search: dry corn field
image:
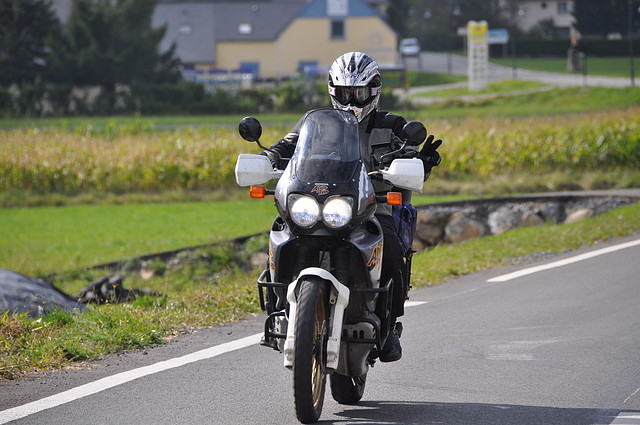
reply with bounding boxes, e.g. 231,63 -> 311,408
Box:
1,109 -> 639,194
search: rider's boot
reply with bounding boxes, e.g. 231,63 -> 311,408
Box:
380,322 -> 403,362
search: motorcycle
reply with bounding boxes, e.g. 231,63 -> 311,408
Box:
235,108 -> 426,423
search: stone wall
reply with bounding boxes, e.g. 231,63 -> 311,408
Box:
412,195 -> 637,250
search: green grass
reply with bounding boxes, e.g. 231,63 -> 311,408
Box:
0,195 -> 467,277
0,267 -> 261,379
408,71 -> 466,87
0,113 -> 302,131
416,86 -> 640,118
0,200 -> 276,276
491,56 -> 636,78
413,80 -> 548,98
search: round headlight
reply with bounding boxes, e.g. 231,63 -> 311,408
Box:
289,195 -> 320,227
322,197 -> 353,228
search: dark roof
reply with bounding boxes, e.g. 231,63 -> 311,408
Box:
153,2 -> 218,63
299,0 -> 378,18
214,1 -> 309,42
153,1 -> 310,63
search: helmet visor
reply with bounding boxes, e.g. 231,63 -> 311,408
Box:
329,85 -> 380,107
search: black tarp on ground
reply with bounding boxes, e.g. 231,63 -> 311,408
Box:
0,268 -> 89,317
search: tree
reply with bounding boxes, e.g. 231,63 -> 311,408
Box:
0,0 -> 62,88
572,0 -> 640,37
54,0 -> 181,109
387,0 -> 511,51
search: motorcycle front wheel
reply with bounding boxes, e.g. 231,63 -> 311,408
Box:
293,277 -> 329,424
330,372 -> 367,404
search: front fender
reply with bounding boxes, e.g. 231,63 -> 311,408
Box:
283,267 -> 350,371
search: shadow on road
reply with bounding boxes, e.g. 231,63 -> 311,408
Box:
330,401 -> 638,424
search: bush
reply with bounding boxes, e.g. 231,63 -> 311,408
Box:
0,87 -> 12,115
274,79 -> 327,112
1,78 -> 339,117
507,38 -> 640,58
46,84 -> 73,115
14,82 -> 46,116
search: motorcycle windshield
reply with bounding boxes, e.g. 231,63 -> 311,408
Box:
292,109 -> 360,183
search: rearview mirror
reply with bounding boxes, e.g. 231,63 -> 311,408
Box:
239,116 -> 262,142
401,121 -> 426,146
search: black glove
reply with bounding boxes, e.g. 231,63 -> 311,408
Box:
419,134 -> 442,170
260,150 -> 282,169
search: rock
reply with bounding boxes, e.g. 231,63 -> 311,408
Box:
445,213 -> 489,243
533,202 -> 561,223
0,268 -> 89,317
76,275 -> 158,304
565,208 -> 592,223
488,205 -> 522,235
411,238 -> 426,252
415,223 -> 444,245
251,252 -> 269,268
521,210 -> 546,227
415,211 -> 450,246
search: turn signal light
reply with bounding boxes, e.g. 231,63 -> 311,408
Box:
386,192 -> 402,205
250,186 -> 266,198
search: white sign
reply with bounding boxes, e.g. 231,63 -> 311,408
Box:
467,20 -> 489,91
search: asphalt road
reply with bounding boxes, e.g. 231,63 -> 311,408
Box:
2,236 -> 640,424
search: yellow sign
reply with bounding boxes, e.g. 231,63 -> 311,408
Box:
468,21 -> 488,42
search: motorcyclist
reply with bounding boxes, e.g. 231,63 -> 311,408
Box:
262,51 -> 442,362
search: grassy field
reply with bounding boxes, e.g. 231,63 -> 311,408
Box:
490,56 -> 636,78
0,113 -> 304,132
412,80 -> 548,98
0,201 -> 274,276
0,194 -> 467,277
414,86 -> 640,118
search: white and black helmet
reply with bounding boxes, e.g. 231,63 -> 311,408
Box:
328,52 -> 382,122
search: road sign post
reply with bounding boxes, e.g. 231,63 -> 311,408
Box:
467,20 -> 489,91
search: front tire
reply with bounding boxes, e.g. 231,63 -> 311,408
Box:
293,278 -> 329,424
330,373 -> 367,404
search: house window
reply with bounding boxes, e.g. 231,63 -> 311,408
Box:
238,23 -> 252,35
239,62 -> 259,77
557,1 -> 568,14
179,24 -> 192,35
298,61 -> 318,75
331,20 -> 345,39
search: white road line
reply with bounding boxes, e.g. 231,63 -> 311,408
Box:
624,386 -> 640,404
0,333 -> 262,424
487,238 -> 640,283
0,301 -> 428,422
609,412 -> 640,425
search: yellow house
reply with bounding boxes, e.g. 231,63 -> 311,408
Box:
217,0 -> 398,78
154,0 -> 398,79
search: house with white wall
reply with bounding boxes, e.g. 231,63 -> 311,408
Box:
506,0 -> 574,36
